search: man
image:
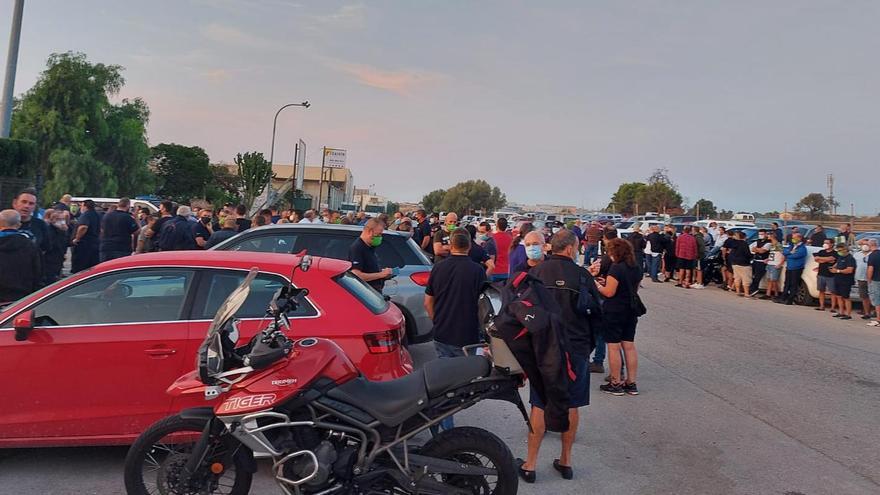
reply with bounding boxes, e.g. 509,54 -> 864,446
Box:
661,225 -> 677,282
159,206 -> 197,251
692,227 -> 708,289
866,239 -> 880,328
771,222 -> 784,244
98,197 -> 139,262
424,228 -> 487,431
349,219 -> 393,291
146,200 -> 174,249
491,217 -> 512,281
748,229 -> 771,297
571,219 -> 584,261
836,224 -> 856,246
785,226 -> 800,245
53,194 -> 72,212
71,199 -> 101,272
12,189 -> 50,256
0,210 -> 42,302
205,218 -> 239,249
511,230 -> 547,273
854,239 -> 874,321
477,221 -> 498,268
779,232 -> 808,305
707,221 -> 720,243
584,221 -> 603,265
356,211 -> 367,226
645,224 -> 664,282
830,244 -> 856,320
193,208 -> 215,249
726,231 -> 753,296
465,224 -> 495,277
813,239 -> 839,312
674,225 -> 698,288
413,210 -> 432,255
520,229 -> 595,481
44,209 -> 70,283
432,212 -> 458,260
808,225 -> 827,246
234,204 -> 252,231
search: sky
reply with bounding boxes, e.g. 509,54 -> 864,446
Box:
1,0 -> 878,214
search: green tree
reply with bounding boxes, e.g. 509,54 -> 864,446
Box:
235,151 -> 273,210
43,149 -> 117,200
0,138 -> 36,178
607,182 -> 646,214
205,164 -> 241,207
635,168 -> 682,213
688,198 -> 717,219
11,52 -> 153,198
440,179 -> 507,216
795,192 -> 833,220
151,143 -> 212,203
421,189 -> 446,213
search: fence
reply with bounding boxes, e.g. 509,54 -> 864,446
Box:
0,177 -> 34,208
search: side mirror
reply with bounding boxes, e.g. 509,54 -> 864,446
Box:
14,310 -> 34,342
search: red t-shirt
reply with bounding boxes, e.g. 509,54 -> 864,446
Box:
492,231 -> 513,275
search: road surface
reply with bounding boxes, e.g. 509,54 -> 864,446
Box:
1,281 -> 878,494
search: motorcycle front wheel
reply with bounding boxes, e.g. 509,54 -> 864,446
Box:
419,426 -> 518,495
124,414 -> 253,495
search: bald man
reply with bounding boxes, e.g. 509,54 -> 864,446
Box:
432,212 -> 459,259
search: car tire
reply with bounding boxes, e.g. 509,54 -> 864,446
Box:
794,283 -> 816,306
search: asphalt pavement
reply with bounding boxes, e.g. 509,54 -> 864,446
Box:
2,281 -> 879,494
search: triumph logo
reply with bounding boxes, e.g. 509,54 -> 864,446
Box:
221,393 -> 277,412
271,378 -> 298,387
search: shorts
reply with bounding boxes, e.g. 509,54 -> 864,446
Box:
530,353 -> 589,409
870,281 -> 880,306
817,275 -> 835,293
766,265 -> 781,281
858,280 -> 869,300
732,265 -> 752,287
677,259 -> 696,270
603,312 -> 638,344
833,277 -> 854,298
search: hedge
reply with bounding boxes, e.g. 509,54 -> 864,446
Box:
0,138 -> 37,179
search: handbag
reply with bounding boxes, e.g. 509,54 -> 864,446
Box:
631,293 -> 647,317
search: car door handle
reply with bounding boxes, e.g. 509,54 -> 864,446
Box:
144,347 -> 177,357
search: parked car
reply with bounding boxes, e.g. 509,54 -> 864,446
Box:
669,216 -> 698,224
69,196 -> 159,214
0,251 -> 411,447
210,224 -> 434,344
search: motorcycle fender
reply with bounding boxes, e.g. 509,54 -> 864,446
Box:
407,453 -> 496,476
179,407 -> 214,422
234,443 -> 258,474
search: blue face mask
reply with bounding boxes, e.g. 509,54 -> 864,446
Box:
525,245 -> 543,261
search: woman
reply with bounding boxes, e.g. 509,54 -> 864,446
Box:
508,222 -> 535,274
763,232 -> 783,300
830,243 -> 856,320
594,238 -> 642,396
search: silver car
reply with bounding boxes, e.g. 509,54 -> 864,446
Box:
210,223 -> 434,344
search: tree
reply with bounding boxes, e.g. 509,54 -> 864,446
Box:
151,143 -> 212,203
11,52 -> 153,198
795,192 -> 833,220
205,164 -> 241,207
235,151 -> 273,210
607,182 -> 646,214
42,149 -> 117,200
421,189 -> 446,213
635,168 -> 682,213
0,138 -> 36,178
688,198 -> 717,219
439,180 -> 507,216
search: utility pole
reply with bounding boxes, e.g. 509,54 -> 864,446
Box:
827,174 -> 836,215
1,0 -> 25,138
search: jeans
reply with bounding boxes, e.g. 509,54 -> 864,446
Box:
749,261 -> 766,293
648,255 -> 661,280
783,268 -> 804,303
583,244 -> 599,265
592,332 -> 606,364
432,341 -> 466,433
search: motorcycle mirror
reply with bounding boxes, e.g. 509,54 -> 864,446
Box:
300,255 -> 312,272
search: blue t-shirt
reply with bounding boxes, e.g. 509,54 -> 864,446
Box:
78,209 -> 101,243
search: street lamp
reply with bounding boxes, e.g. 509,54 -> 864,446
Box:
269,101 -> 310,166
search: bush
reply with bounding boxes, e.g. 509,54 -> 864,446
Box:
0,138 -> 37,178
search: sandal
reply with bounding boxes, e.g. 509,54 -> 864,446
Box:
516,458 -> 536,483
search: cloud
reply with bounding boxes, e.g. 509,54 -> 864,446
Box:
199,22 -> 276,50
311,4 -> 367,29
323,59 -> 447,96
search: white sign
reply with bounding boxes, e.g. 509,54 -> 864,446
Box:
294,140 -> 306,190
324,148 -> 346,168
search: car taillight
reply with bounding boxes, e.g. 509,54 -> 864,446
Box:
410,271 -> 430,286
364,330 -> 400,354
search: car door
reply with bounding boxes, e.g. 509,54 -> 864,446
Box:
0,268 -> 195,441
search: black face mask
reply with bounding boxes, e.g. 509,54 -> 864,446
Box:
200,217 -> 211,224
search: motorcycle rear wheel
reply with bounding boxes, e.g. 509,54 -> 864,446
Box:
124,414 -> 253,495
419,426 -> 517,495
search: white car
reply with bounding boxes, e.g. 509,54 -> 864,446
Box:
752,244 -> 860,304
618,220 -> 667,235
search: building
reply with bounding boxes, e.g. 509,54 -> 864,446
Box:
353,187 -> 388,212
230,163 -> 354,211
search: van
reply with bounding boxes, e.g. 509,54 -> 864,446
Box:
70,197 -> 159,214
732,213 -> 755,222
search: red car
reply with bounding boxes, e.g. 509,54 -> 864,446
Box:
0,251 -> 412,447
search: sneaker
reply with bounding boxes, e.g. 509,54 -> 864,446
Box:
815,307 -> 825,311
832,313 -> 843,318
692,284 -> 704,289
749,289 -> 761,297
839,315 -> 852,320
861,314 -> 873,320
867,321 -> 880,327
588,362 -> 604,374
600,382 -> 625,396
759,295 -> 771,300
623,382 -> 639,395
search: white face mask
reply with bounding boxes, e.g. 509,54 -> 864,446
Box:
861,245 -> 870,252
54,221 -> 66,228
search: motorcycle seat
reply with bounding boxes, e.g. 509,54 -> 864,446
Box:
326,356 -> 492,427
423,355 -> 491,398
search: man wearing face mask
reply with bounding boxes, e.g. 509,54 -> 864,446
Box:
748,229 -> 771,297
349,219 -> 393,291
854,239 -> 875,321
830,244 -> 856,320
511,231 -> 547,273
779,232 -> 808,305
813,239 -> 839,312
432,212 -> 459,260
193,209 -> 215,249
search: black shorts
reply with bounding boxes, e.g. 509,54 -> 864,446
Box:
833,277 -> 854,297
677,259 -> 696,270
603,312 -> 638,343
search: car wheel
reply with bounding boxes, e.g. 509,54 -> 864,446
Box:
794,283 -> 816,306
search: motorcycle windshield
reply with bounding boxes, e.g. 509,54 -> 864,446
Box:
205,267 -> 259,338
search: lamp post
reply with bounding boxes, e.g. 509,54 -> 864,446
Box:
269,101 -> 310,166
1,0 -> 25,138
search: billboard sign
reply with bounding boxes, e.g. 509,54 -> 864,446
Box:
324,148 -> 346,168
294,140 -> 306,190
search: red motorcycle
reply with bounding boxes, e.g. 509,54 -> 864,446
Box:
124,256 -> 529,495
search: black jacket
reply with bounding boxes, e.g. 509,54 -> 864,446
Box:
204,228 -> 238,249
529,255 -> 597,357
159,216 -> 197,251
43,224 -> 70,281
494,272 -> 572,432
0,231 -> 43,302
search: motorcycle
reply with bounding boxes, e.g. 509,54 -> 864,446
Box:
124,255 -> 530,495
700,248 -> 726,286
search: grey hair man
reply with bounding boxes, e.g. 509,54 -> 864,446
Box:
0,209 -> 43,302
